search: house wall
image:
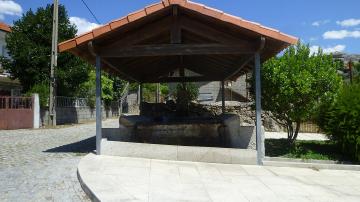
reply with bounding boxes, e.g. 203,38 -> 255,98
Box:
0,30 -> 9,58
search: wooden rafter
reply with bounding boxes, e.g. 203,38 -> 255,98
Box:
143,76 -> 221,83
102,17 -> 172,49
99,43 -> 257,58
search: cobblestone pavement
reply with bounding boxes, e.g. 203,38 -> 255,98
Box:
0,119 -> 119,202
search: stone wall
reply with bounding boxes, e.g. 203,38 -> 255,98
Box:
41,106 -> 119,126
201,103 -> 284,132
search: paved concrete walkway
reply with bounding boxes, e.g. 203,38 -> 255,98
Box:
79,153 -> 360,202
0,119 -> 118,202
265,132 -> 328,141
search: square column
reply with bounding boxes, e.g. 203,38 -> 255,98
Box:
255,52 -> 264,165
96,56 -> 102,155
221,80 -> 225,114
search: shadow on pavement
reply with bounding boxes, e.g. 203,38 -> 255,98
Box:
44,136 -> 95,154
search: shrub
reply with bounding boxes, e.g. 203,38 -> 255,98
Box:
318,82 -> 360,161
26,83 -> 49,108
175,83 -> 199,116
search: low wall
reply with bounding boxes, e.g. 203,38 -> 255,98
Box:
116,114 -> 259,149
41,106 -> 119,126
100,113 -> 263,164
101,139 -> 257,165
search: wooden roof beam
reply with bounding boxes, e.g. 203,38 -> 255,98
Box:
88,41 -> 139,82
142,76 -> 221,83
225,37 -> 266,80
99,43 -> 257,58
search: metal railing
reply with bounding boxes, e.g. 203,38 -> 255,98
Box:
0,96 -> 33,109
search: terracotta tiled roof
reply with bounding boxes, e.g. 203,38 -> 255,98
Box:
58,0 -> 298,52
0,22 -> 11,33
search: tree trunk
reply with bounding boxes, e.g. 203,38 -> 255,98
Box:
287,121 -> 301,145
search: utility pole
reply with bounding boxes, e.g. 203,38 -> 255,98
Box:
49,0 -> 58,126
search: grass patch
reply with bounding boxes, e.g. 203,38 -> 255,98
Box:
265,139 -> 356,162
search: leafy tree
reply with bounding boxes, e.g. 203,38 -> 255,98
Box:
318,82 -> 360,161
128,83 -> 169,102
25,83 -> 49,108
175,83 -> 199,116
255,43 -> 342,144
0,4 -> 91,96
76,70 -> 114,108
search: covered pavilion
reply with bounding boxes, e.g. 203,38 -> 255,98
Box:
59,0 -> 297,164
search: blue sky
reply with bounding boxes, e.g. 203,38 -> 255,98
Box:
1,0 -> 359,54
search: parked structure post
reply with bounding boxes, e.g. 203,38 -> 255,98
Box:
221,80 -> 225,114
255,52 -> 264,165
96,56 -> 102,155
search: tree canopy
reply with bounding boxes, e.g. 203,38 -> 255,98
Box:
1,4 -> 91,96
256,43 -> 342,144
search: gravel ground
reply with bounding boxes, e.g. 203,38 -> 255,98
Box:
0,119 -> 118,202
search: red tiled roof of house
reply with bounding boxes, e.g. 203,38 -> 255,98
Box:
0,22 -> 11,33
58,0 -> 298,52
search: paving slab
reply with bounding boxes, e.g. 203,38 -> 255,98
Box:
78,153 -> 360,202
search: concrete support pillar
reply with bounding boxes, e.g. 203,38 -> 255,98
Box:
255,52 -> 264,165
32,93 -> 40,129
137,85 -> 141,105
221,80 -> 225,114
156,83 -> 160,103
139,83 -> 143,113
96,56 -> 102,155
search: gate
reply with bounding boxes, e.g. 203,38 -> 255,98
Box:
0,96 -> 34,130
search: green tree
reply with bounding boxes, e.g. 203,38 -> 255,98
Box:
318,82 -> 360,161
76,70 -> 114,108
175,83 -> 199,116
0,4 -> 91,95
256,43 -> 342,144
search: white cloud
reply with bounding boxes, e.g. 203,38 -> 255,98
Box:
312,20 -> 330,27
0,0 -> 22,20
309,37 -> 318,41
310,45 -> 346,55
336,18 -> 360,27
323,30 -> 360,39
69,16 -> 101,35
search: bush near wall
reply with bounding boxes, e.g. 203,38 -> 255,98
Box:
318,83 -> 360,161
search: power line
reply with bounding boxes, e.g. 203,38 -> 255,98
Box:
80,0 -> 101,24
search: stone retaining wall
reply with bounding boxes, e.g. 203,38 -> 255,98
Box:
41,106 -> 119,126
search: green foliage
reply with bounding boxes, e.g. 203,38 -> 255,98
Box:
354,62 -> 360,82
175,83 -> 199,116
0,4 -> 91,95
317,83 -> 360,161
25,83 -> 49,108
110,76 -> 128,100
128,83 -> 169,102
265,139 -> 349,161
256,42 -> 342,144
76,70 -> 114,108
